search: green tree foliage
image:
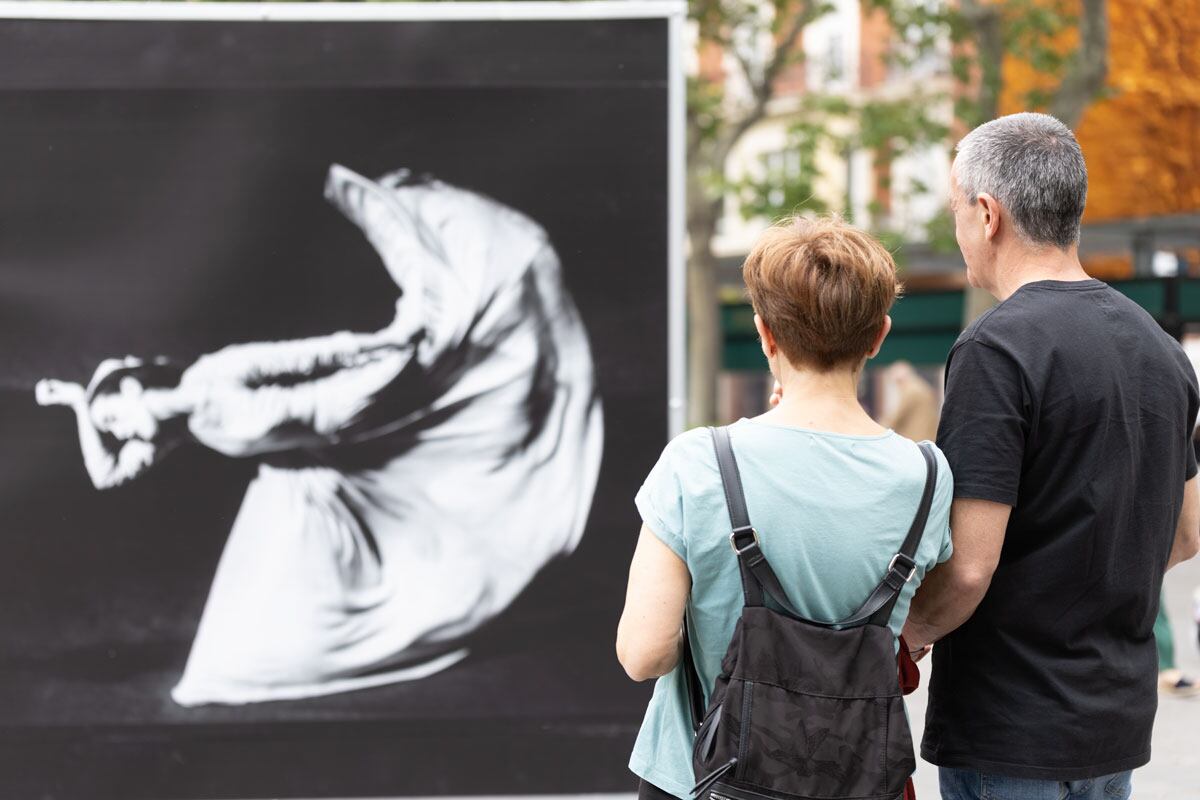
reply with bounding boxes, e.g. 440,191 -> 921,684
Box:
685,0 -> 1109,423
734,91 -> 951,230
734,0 -> 1103,235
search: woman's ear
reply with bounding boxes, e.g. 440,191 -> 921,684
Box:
867,315 -> 893,359
753,313 -> 777,359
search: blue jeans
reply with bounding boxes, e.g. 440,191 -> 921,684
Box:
939,767 -> 1132,800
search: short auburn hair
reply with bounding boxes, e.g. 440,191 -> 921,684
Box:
742,215 -> 901,371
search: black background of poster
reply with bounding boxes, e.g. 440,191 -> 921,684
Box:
0,15 -> 669,798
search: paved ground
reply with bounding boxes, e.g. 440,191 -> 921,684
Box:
315,560 -> 1200,800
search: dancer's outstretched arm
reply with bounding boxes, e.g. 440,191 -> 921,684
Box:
35,379 -> 157,489
185,321 -> 419,389
187,347 -> 413,457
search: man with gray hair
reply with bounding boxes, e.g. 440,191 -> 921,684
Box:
903,112 -> 1200,799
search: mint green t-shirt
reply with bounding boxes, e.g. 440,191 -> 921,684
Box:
629,419 -> 954,799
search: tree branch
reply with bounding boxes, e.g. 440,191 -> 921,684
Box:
718,0 -> 815,164
729,43 -> 761,101
762,3 -> 814,92
1048,0 -> 1108,128
958,0 -> 1004,124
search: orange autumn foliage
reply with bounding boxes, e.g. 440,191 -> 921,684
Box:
1001,0 -> 1200,223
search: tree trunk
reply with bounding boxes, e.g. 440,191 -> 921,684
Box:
957,0 -> 1004,124
960,0 -> 1004,326
680,3 -> 813,427
959,0 -> 1110,326
1050,0 -> 1109,129
687,180 -> 723,428
687,248 -> 721,428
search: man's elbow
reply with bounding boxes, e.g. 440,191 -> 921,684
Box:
1178,528 -> 1200,565
1185,539 -> 1200,564
948,565 -> 994,604
1170,507 -> 1200,567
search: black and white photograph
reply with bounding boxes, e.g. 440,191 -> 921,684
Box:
0,4 -> 683,796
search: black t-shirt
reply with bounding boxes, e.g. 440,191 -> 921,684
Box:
923,279 -> 1199,780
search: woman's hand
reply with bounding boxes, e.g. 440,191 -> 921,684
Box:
908,643 -> 933,662
768,380 -> 783,408
35,379 -> 86,408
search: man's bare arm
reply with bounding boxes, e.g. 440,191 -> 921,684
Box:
1168,476 -> 1200,571
902,497 -> 1011,650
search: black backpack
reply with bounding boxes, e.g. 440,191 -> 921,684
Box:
685,426 -> 937,800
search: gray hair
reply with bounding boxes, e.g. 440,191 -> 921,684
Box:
955,112 -> 1087,249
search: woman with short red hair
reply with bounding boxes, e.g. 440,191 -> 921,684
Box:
616,216 -> 955,800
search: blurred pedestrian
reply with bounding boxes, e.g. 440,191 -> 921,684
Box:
1154,591 -> 1199,697
1194,585 -> 1200,653
901,113 -> 1200,800
879,361 -> 940,443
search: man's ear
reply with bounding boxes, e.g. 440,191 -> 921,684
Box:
753,313 -> 777,359
976,192 -> 1002,242
867,315 -> 893,359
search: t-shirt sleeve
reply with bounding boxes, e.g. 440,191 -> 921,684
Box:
1185,365 -> 1199,481
634,442 -> 688,560
932,447 -> 955,564
1187,427 -> 1198,484
936,339 -> 1028,507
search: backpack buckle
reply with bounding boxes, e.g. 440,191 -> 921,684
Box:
887,553 -> 917,582
730,526 -> 759,555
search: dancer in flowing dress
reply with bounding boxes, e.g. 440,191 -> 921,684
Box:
35,166 -> 604,705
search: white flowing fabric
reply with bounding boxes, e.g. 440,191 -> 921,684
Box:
171,166 -> 604,706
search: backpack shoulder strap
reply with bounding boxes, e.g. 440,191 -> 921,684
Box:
681,612 -> 705,732
838,441 -> 939,628
709,429 -> 938,630
709,426 -> 803,615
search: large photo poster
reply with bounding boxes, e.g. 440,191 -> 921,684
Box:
0,4 -> 683,796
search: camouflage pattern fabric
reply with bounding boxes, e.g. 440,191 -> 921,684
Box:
693,608 -> 914,800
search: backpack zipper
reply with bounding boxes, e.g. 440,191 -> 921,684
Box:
690,758 -> 737,797
735,681 -> 753,778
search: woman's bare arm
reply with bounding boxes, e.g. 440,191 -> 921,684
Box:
616,525 -> 691,682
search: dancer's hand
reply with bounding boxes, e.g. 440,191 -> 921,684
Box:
35,379 -> 85,408
768,380 -> 783,408
370,297 -> 423,349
